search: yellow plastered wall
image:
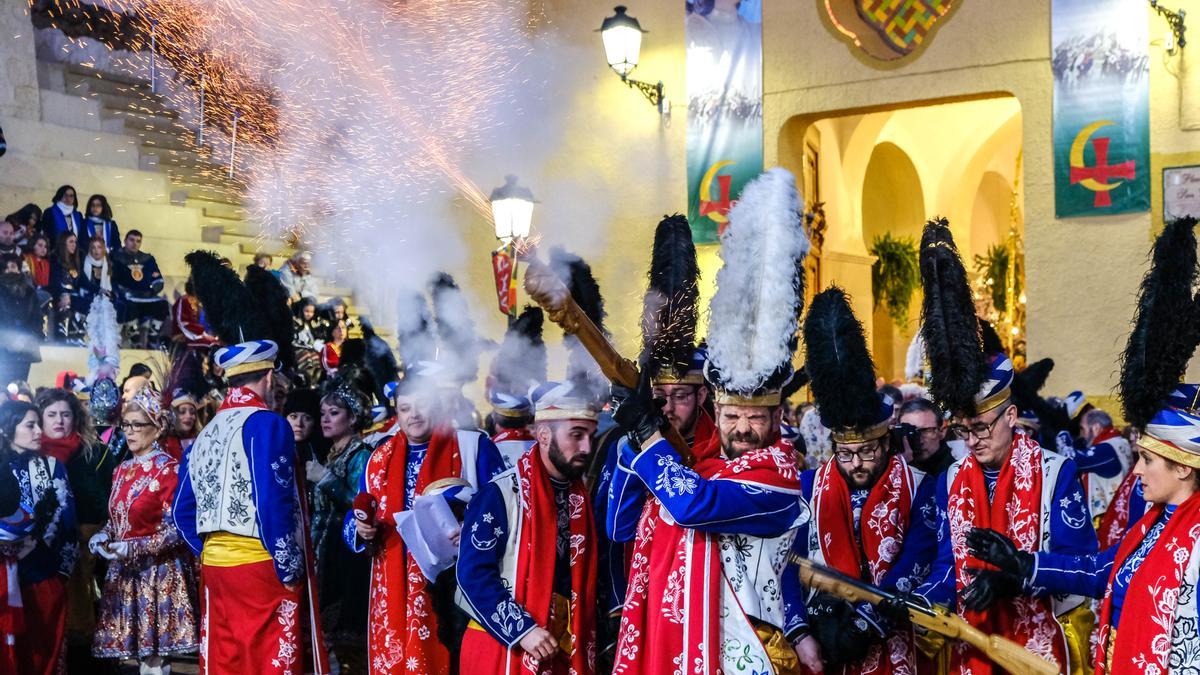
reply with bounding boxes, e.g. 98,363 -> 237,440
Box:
451,0 -> 1200,401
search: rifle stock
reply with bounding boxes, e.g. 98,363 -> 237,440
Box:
791,555 -> 1057,675
522,256 -> 695,465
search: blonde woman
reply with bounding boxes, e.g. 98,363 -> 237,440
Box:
90,386 -> 198,673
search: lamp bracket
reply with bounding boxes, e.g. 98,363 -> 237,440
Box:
1150,0 -> 1187,52
620,73 -> 665,111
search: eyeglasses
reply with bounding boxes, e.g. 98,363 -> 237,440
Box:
834,443 -> 883,463
655,389 -> 696,405
913,425 -> 943,439
949,413 -> 1004,441
118,421 -> 155,433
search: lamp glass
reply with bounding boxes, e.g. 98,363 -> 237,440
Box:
602,24 -> 642,77
491,197 -> 534,241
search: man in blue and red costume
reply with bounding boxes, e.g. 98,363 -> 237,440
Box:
606,168 -> 809,674
345,360 -> 506,675
962,216 -> 1200,675
784,287 -> 941,675
457,380 -> 600,674
911,220 -> 1097,675
172,250 -> 326,675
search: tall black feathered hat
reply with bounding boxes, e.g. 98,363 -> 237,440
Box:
488,306 -> 547,417
804,286 -> 891,443
243,264 -> 295,372
918,219 -> 1001,417
704,168 -> 809,406
359,317 -> 399,405
640,214 -> 703,386
549,246 -> 608,397
1119,217 -> 1200,468
185,250 -> 280,377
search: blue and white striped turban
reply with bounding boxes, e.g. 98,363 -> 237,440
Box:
1142,404 -> 1200,469
531,381 -> 598,422
489,390 -> 533,419
975,353 -> 1014,415
214,340 -> 278,377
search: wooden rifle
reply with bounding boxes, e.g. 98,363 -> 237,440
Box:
521,255 -> 695,465
791,555 -> 1058,675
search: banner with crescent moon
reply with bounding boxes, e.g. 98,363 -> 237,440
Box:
686,0 -> 763,244
1052,0 -> 1150,218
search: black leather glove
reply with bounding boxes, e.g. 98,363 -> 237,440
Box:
967,528 -> 1034,577
961,527 -> 1034,612
610,369 -> 665,449
809,594 -> 882,667
875,591 -> 931,629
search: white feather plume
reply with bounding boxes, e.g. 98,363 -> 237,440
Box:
85,296 -> 121,384
706,168 -> 809,393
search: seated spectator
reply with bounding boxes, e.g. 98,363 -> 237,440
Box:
81,195 -> 120,253
320,296 -> 356,338
79,237 -> 111,313
0,220 -> 28,274
48,232 -> 85,343
42,185 -> 84,245
0,254 -> 42,387
279,250 -> 318,304
110,230 -> 168,349
6,204 -> 42,245
252,252 -> 278,277
321,319 -> 346,378
22,234 -> 50,291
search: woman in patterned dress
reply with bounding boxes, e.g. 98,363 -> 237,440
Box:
311,373 -> 372,672
0,398 -> 78,675
89,385 -> 198,674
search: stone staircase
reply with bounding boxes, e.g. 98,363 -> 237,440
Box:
10,59 -> 364,383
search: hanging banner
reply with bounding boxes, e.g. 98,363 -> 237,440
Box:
1052,0 -> 1150,218
491,245 -> 517,317
686,0 -> 763,244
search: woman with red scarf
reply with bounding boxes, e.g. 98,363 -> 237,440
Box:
35,388 -> 118,665
2,398 -> 78,675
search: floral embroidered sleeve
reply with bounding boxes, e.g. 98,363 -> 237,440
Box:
628,438 -> 800,536
245,411 -> 305,585
782,471 -> 815,641
456,480 -> 537,648
606,436 -> 646,543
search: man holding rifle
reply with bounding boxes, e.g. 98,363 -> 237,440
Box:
604,168 -> 810,674
784,287 -> 940,674
908,220 -> 1097,674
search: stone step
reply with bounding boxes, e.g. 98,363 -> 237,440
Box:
169,182 -> 244,207
200,201 -> 246,222
38,90 -> 127,134
1,116 -> 143,171
97,92 -> 181,120
64,62 -> 153,90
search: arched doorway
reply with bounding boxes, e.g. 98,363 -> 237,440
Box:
862,141 -> 924,381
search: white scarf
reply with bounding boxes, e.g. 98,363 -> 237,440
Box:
83,254 -> 110,292
56,201 -> 74,217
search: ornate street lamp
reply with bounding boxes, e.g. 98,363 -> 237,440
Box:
599,6 -> 668,115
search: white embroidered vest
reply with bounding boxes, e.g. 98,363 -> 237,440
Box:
654,497 -> 800,630
456,468 -> 523,622
1086,437 -> 1133,520
944,449 -> 1088,616
188,407 -> 260,538
494,439 -> 535,471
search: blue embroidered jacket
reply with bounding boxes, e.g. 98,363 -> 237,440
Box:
172,410 -> 306,585
914,455 -> 1098,606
